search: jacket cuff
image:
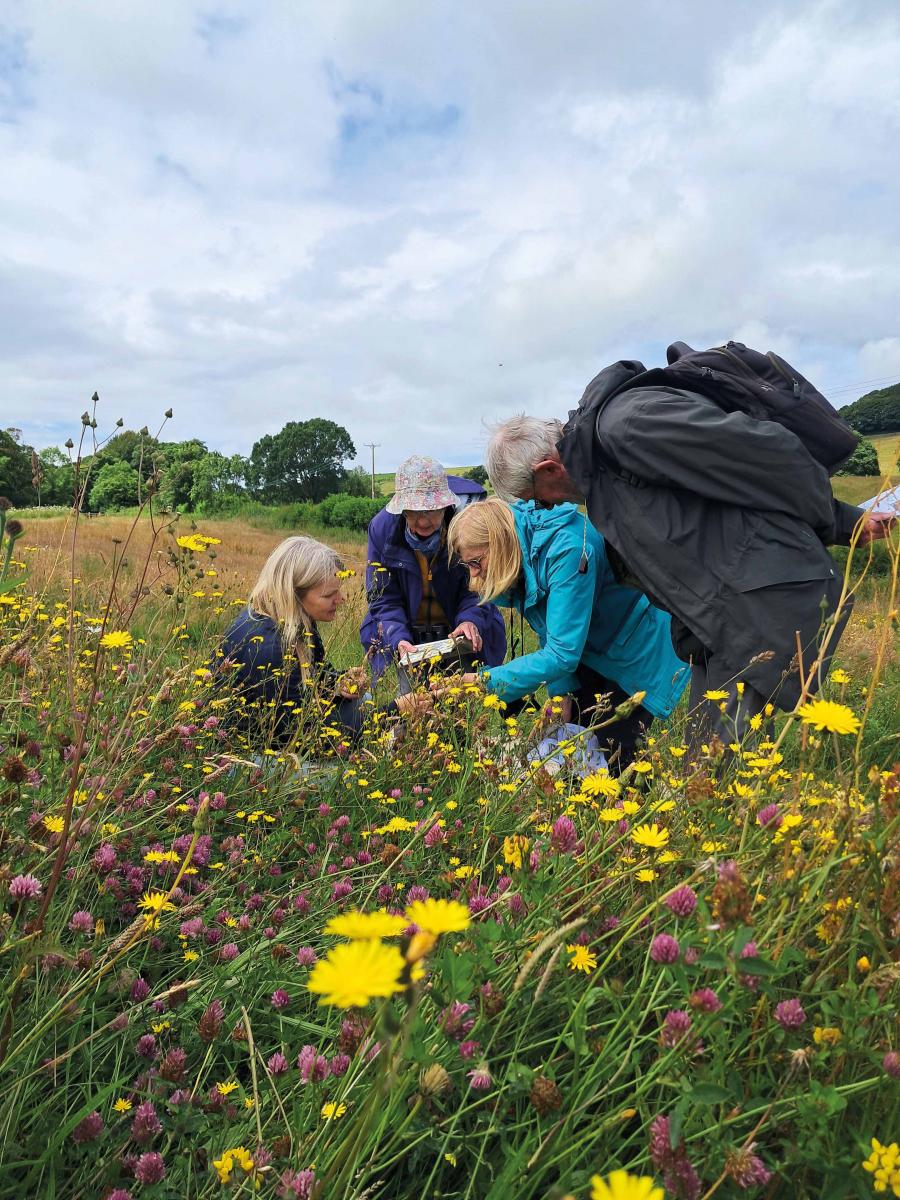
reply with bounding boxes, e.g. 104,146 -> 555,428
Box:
832,499 -> 867,546
545,673 -> 579,698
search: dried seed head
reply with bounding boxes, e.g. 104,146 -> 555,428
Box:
529,1075 -> 563,1115
418,1063 -> 451,1098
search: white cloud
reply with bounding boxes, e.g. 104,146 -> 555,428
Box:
0,0 -> 898,469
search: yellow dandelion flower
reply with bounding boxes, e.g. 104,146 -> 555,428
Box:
323,910 -> 408,940
703,689 -> 730,702
307,939 -> 405,1008
138,890 -> 176,917
176,535 -> 207,553
405,898 -> 471,935
321,1101 -> 348,1120
599,808 -> 624,823
830,668 -> 851,684
113,1098 -> 132,1113
99,630 -> 133,649
216,1080 -> 239,1096
631,823 -> 669,850
43,814 -> 65,834
581,771 -> 621,799
567,943 -> 597,974
636,869 -> 658,882
590,1169 -> 664,1200
796,699 -> 861,735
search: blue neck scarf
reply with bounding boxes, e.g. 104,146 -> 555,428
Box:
404,525 -> 442,556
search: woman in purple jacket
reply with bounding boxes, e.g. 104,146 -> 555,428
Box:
360,456 -> 506,684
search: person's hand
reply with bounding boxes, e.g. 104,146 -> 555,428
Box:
395,691 -> 434,718
858,511 -> 895,545
396,640 -> 416,661
451,621 -> 482,652
336,666 -> 368,699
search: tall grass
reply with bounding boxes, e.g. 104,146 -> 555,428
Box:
0,498 -> 897,1200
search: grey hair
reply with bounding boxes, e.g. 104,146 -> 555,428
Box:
485,415 -> 564,501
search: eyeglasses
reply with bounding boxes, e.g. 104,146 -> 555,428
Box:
456,554 -> 485,573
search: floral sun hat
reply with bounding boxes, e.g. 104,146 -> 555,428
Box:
386,455 -> 457,514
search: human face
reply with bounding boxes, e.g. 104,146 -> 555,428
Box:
300,577 -> 344,623
404,508 -> 445,538
456,543 -> 489,589
526,456 -> 583,507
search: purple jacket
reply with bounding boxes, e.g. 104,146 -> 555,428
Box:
360,507 -> 506,679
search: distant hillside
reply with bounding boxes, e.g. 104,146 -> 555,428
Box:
838,381 -> 900,434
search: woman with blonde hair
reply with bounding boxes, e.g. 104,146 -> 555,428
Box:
214,535 -> 406,750
447,499 -> 688,769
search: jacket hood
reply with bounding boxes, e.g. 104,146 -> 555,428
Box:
511,500 -> 587,608
558,360 -> 646,497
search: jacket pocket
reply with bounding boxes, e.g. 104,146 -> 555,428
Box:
729,514 -> 836,592
730,550 -> 836,592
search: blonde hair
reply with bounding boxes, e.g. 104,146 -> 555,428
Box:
248,535 -> 343,650
448,498 -> 522,603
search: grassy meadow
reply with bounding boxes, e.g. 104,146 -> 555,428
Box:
0,489 -> 898,1200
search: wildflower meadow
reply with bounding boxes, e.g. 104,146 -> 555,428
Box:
0,447 -> 898,1199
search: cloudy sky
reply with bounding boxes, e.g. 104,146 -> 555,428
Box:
2,0 -> 899,470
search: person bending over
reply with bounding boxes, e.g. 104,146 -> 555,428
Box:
447,498 -> 687,771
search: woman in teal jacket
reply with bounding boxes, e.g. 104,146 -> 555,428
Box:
447,498 -> 688,768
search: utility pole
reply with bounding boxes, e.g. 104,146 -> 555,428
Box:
365,443 -> 380,499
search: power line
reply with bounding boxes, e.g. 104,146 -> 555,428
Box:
822,373 -> 900,397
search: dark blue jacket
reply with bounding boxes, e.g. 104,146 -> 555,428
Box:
214,607 -> 335,749
360,507 -> 506,679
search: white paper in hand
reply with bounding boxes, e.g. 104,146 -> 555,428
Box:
860,483 -> 900,516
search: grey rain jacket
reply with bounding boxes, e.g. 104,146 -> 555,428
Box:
557,361 -> 866,710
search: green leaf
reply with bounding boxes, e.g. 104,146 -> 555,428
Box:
737,956 -> 779,977
807,1081 -> 848,1115
436,944 -> 474,1000
731,926 -> 755,957
669,1093 -> 691,1148
689,1082 -> 732,1105
505,1060 -> 534,1088
697,950 -> 727,970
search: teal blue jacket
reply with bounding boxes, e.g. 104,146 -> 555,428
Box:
483,502 -> 688,717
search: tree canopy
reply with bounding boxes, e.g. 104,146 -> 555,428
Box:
248,419 -> 356,503
838,382 -> 900,435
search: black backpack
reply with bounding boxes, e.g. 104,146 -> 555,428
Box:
615,340 -> 859,476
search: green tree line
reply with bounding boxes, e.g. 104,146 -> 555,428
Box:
0,418 -> 376,513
